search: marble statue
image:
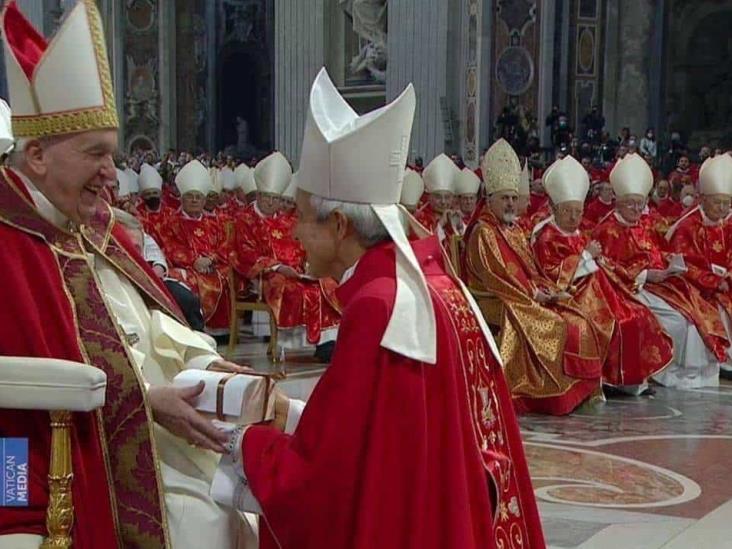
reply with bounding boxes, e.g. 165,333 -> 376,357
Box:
340,0 -> 388,83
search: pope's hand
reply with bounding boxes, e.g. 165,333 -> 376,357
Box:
207,360 -> 253,374
585,240 -> 602,259
148,383 -> 228,453
534,289 -> 553,304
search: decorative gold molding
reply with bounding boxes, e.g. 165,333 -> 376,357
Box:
40,410 -> 74,549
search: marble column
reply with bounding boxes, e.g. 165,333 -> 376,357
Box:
604,0 -> 654,137
273,0 -> 327,163
387,0 -> 450,162
158,1 -> 176,151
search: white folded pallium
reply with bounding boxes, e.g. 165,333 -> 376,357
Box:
173,370 -> 276,425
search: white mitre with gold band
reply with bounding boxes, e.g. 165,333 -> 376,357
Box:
254,151 -> 292,195
544,156 -> 590,204
176,160 -> 212,196
400,168 -> 424,209
234,163 -> 257,194
610,153 -> 653,198
455,167 -> 481,196
1,0 -> 118,138
699,154 -> 732,196
482,139 -> 522,195
139,163 -> 163,192
297,67 -> 441,363
423,154 -> 458,194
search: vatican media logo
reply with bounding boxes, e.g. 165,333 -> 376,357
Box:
1,438 -> 29,507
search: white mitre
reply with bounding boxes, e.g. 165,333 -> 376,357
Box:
116,168 -> 131,198
0,99 -> 13,155
124,167 -> 139,194
544,156 -> 590,204
400,168 -> 424,209
455,167 -> 481,196
209,167 -> 222,194
176,160 -> 212,196
699,155 -> 732,196
610,153 -> 653,198
234,163 -> 257,194
423,154 -> 458,194
221,166 -> 237,191
254,152 -> 292,195
297,67 -> 438,364
282,171 -> 298,200
138,163 -> 163,192
519,163 -> 530,197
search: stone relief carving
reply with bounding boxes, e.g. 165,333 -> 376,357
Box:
222,0 -> 261,45
340,0 -> 388,84
496,46 -> 534,96
125,55 -> 159,124
126,0 -> 156,33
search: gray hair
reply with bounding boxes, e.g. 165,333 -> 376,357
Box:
309,194 -> 399,248
8,136 -> 60,168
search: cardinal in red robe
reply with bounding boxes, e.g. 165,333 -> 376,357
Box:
415,154 -> 465,244
162,160 -> 231,332
583,181 -> 615,228
213,72 -> 545,548
534,157 -> 672,391
593,154 -> 728,389
232,152 -> 340,349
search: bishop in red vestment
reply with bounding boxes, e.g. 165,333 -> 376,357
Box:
593,154 -> 729,388
415,154 -> 464,244
163,160 -> 231,331
232,152 -> 340,348
214,71 -> 544,548
534,156 -> 672,391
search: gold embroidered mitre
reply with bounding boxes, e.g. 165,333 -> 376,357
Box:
1,0 -> 118,138
481,138 -> 521,195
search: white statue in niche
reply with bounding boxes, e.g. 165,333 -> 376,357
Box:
340,0 -> 388,83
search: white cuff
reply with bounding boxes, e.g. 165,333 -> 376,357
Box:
285,399 -> 306,435
211,424 -> 263,514
574,251 -> 600,281
186,354 -> 220,371
636,269 -> 648,290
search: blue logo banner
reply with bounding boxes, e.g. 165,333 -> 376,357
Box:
1,438 -> 29,507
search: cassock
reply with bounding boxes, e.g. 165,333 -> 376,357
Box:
593,212 -> 729,388
0,168 -> 253,548
228,237 -> 545,548
232,204 -> 340,347
533,220 -> 673,387
464,210 -> 604,415
162,208 -> 232,331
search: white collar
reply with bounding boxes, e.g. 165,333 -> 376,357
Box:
700,206 -> 724,227
550,219 -> 580,237
613,211 -> 638,227
11,168 -> 70,229
182,209 -> 203,221
339,259 -> 360,286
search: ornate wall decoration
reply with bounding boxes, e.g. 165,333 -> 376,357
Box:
122,0 -> 160,152
496,46 -> 535,96
463,0 -> 480,163
490,0 -> 541,146
126,0 -> 156,33
569,0 -> 605,131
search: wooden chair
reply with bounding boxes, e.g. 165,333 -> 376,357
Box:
0,357 -> 107,549
227,270 -> 278,359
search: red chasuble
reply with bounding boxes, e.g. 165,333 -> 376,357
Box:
414,204 -> 463,246
0,169 -> 181,547
533,223 -> 673,386
593,213 -> 729,361
232,207 -> 340,344
162,209 -> 231,330
583,197 -> 614,228
669,208 -> 732,317
527,192 -> 549,216
135,201 -> 171,245
242,237 -> 545,549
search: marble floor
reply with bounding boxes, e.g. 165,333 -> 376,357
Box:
224,333 -> 732,548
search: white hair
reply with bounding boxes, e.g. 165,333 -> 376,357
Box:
7,136 -> 60,167
309,194 -> 401,248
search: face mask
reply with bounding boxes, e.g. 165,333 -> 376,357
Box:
681,195 -> 694,207
145,197 -> 161,210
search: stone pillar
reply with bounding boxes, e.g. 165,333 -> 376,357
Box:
15,0 -> 44,31
273,0 -> 327,163
158,1 -> 176,151
604,0 -> 654,137
387,0 -> 450,162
